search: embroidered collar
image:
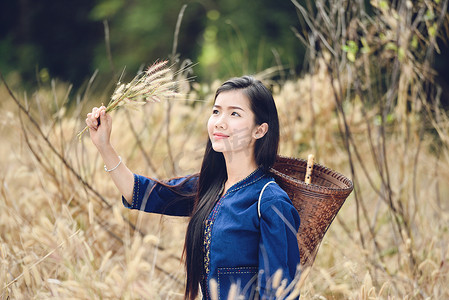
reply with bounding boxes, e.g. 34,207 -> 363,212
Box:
223,167 -> 266,197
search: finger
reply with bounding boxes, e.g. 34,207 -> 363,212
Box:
86,118 -> 95,129
99,109 -> 108,126
86,113 -> 98,127
98,106 -> 106,117
85,118 -> 93,129
86,116 -> 99,130
92,107 -> 100,118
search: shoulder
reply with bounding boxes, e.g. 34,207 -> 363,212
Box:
258,177 -> 291,205
258,176 -> 300,224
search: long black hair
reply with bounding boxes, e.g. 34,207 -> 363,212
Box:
183,76 -> 280,299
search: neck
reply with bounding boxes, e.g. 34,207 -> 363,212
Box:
223,150 -> 258,189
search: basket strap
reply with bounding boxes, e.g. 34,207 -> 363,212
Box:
258,181 -> 276,218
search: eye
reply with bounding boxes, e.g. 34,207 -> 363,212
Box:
212,109 -> 219,115
231,111 -> 241,117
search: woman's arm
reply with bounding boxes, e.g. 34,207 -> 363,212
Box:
125,174 -> 198,216
85,106 -> 134,203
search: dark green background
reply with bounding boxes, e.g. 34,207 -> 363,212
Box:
0,1 -> 304,86
0,0 -> 447,98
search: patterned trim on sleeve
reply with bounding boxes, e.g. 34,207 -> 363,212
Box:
132,173 -> 140,209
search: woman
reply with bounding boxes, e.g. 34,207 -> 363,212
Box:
86,76 -> 301,299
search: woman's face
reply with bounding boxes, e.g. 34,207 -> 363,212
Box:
208,90 -> 263,157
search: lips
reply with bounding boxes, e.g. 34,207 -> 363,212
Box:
213,132 -> 229,139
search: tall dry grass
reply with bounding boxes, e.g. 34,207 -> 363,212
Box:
1,59 -> 448,298
1,0 -> 449,298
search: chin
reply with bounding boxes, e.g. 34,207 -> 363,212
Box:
211,143 -> 225,153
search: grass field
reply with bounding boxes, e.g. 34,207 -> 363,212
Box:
1,52 -> 448,299
2,1 -> 449,297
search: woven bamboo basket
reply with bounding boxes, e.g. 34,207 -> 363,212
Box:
270,155 -> 354,268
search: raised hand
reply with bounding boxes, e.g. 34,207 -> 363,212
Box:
85,105 -> 112,150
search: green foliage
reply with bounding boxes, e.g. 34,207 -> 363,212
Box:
90,0 -> 125,19
0,0 -> 101,87
0,0 -> 305,86
88,0 -> 305,82
89,0 -> 181,80
342,41 -> 359,62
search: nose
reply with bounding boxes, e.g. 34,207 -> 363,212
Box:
214,113 -> 227,130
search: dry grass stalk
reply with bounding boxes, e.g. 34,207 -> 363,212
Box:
209,278 -> 219,300
77,60 -> 182,139
271,268 -> 283,289
226,283 -> 237,300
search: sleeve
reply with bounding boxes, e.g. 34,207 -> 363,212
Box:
122,173 -> 198,217
258,187 -> 301,299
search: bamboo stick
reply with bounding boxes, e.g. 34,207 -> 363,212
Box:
305,154 -> 314,184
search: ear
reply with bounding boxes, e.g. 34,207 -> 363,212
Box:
253,123 -> 268,140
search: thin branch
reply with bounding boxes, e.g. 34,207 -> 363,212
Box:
171,4 -> 187,62
103,19 -> 117,78
1,71 -> 145,236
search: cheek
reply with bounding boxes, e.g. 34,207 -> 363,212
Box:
207,117 -> 214,136
233,121 -> 256,141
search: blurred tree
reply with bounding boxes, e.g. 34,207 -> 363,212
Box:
89,0 -> 206,79
201,0 -> 305,80
0,0 -> 305,86
89,0 -> 305,82
0,0 -> 447,95
0,0 -> 102,87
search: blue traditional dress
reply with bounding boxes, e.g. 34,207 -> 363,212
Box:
123,168 -> 301,299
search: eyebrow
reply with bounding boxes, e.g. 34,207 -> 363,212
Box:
213,105 -> 245,111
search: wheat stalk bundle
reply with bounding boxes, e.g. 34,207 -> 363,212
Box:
77,60 -> 180,139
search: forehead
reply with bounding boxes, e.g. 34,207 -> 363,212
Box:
214,90 -> 251,109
